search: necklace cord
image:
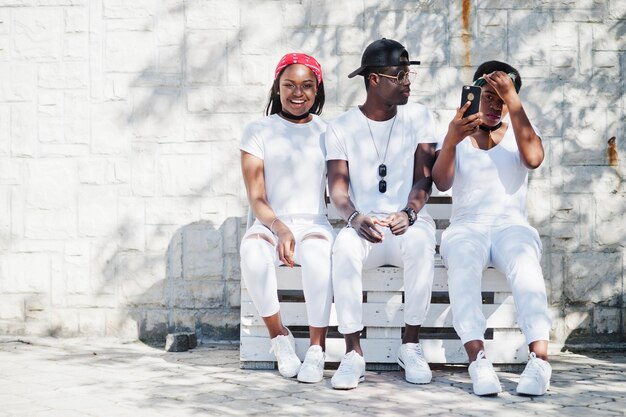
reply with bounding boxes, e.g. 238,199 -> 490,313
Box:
366,114 -> 397,165
479,122 -> 502,149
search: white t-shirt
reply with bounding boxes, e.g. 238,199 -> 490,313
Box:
240,114 -> 328,217
325,103 -> 437,217
445,124 -> 542,225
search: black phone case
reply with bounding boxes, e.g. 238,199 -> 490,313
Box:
461,85 -> 481,118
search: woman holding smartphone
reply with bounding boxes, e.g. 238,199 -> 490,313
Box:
240,53 -> 333,383
432,60 -> 552,397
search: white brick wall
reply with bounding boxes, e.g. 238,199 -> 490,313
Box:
0,0 -> 623,345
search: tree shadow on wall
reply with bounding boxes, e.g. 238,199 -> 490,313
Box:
100,1 -> 624,350
100,217 -> 245,347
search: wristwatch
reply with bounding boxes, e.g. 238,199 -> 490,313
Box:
401,207 -> 417,226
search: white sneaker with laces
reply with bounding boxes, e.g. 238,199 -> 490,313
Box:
331,350 -> 365,390
269,329 -> 301,378
516,352 -> 551,396
297,345 -> 325,383
397,343 -> 432,384
468,350 -> 502,396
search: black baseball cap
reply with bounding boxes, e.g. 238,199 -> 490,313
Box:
348,38 -> 420,78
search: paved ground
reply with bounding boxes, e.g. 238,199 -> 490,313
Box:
1,337 -> 625,417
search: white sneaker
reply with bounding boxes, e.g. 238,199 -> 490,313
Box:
397,343 -> 432,384
468,351 -> 502,396
269,329 -> 301,378
331,350 -> 365,390
516,352 -> 551,396
297,345 -> 325,383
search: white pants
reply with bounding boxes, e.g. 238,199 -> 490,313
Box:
440,222 -> 551,345
332,217 -> 436,334
240,216 -> 334,328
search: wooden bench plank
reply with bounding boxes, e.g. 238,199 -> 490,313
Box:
240,333 -> 527,365
241,300 -> 518,328
425,203 -> 452,219
253,266 -> 511,292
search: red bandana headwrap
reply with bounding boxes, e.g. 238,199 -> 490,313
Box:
274,53 -> 323,85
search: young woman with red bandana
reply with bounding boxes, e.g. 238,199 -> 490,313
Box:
240,53 -> 333,383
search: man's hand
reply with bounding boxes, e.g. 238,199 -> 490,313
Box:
352,214 -> 385,243
381,212 -> 410,236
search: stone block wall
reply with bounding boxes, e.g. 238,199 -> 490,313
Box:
0,0 -> 623,346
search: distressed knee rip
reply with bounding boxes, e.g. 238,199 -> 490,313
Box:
302,232 -> 329,241
244,233 -> 275,245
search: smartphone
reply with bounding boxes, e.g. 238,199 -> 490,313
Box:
460,85 -> 481,118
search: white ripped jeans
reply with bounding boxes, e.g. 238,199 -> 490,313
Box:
331,216 -> 436,334
240,215 -> 334,328
440,222 -> 551,345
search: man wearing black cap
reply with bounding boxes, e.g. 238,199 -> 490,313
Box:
325,38 -> 437,390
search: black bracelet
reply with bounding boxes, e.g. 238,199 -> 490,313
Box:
347,210 -> 360,228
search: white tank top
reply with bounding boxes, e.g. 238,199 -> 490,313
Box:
450,124 -> 541,226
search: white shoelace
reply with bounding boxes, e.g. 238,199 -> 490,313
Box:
404,344 -> 427,365
270,336 -> 293,359
336,356 -> 359,376
473,351 -> 497,379
302,351 -> 322,367
522,357 -> 544,380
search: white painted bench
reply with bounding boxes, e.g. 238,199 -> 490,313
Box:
240,191 -> 527,369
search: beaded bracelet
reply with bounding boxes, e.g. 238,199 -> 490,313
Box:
347,210 -> 360,228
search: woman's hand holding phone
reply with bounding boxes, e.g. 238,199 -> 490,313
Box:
461,85 -> 481,118
444,98 -> 483,147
